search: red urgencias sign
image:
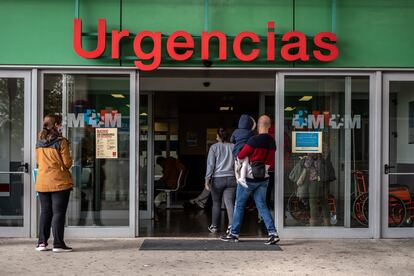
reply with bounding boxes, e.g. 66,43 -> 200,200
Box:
73,19 -> 338,71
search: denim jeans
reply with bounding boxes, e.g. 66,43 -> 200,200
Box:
231,179 -> 277,237
38,189 -> 71,248
266,171 -> 275,211
210,176 -> 236,227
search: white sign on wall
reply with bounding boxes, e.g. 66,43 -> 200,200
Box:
96,128 -> 118,159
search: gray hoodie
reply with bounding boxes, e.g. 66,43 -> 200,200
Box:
205,142 -> 235,180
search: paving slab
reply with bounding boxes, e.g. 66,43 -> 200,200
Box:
0,238 -> 413,275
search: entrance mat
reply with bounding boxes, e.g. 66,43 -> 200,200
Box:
139,239 -> 281,251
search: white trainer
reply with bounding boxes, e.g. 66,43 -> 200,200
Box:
35,243 -> 48,251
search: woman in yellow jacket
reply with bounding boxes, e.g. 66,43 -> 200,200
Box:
35,114 -> 73,252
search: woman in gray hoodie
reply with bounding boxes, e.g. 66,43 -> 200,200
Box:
205,128 -> 236,234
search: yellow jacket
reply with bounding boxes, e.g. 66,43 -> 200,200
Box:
35,137 -> 73,192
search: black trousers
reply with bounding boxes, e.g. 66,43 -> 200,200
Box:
38,189 -> 71,248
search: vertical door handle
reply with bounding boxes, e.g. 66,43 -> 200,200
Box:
17,163 -> 29,173
384,164 -> 395,174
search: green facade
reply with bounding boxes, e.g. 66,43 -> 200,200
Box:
1,0 -> 413,67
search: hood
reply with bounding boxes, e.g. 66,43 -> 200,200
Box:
238,114 -> 254,130
36,137 -> 61,149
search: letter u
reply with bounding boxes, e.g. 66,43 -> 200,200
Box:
73,18 -> 106,58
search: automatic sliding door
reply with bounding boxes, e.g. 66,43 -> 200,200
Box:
42,72 -> 135,237
278,74 -> 373,238
383,74 -> 414,238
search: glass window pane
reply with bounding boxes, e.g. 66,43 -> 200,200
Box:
350,77 -> 370,228
43,74 -> 130,226
43,74 -> 63,116
139,95 -> 148,212
388,81 -> 414,228
0,78 -> 25,227
284,76 -> 370,228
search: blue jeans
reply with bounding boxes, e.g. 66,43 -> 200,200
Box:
231,179 -> 277,237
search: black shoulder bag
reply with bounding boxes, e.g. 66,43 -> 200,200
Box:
250,149 -> 269,180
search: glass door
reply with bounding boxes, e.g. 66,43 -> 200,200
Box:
276,73 -> 375,238
42,71 -> 137,237
0,71 -> 31,237
383,74 -> 414,238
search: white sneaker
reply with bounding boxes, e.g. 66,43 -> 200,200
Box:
35,243 -> 48,251
226,225 -> 232,235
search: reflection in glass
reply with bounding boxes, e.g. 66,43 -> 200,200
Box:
350,78 -> 370,228
139,95 -> 149,212
388,81 -> 414,228
0,78 -> 25,227
284,77 -> 370,228
43,74 -> 130,226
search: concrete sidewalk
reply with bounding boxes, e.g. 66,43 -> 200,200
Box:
0,238 -> 413,275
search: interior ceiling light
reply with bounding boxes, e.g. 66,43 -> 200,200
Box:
111,93 -> 125,98
140,112 -> 148,116
219,106 -> 233,111
284,106 -> 296,111
298,96 -> 312,101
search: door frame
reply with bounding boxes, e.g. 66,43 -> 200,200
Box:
275,71 -> 381,238
136,79 -> 274,236
0,70 -> 32,237
38,69 -> 137,237
382,72 -> 414,238
138,91 -> 155,222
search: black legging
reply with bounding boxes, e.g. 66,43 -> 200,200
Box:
38,189 -> 71,248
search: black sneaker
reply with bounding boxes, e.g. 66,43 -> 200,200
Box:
220,233 -> 239,243
265,235 -> 280,245
53,245 -> 73,253
208,225 -> 218,233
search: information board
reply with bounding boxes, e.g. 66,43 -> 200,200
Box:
292,131 -> 322,153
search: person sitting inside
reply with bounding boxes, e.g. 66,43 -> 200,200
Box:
185,188 -> 210,209
155,156 -> 185,190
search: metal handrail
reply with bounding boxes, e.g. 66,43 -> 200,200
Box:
0,171 -> 26,174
